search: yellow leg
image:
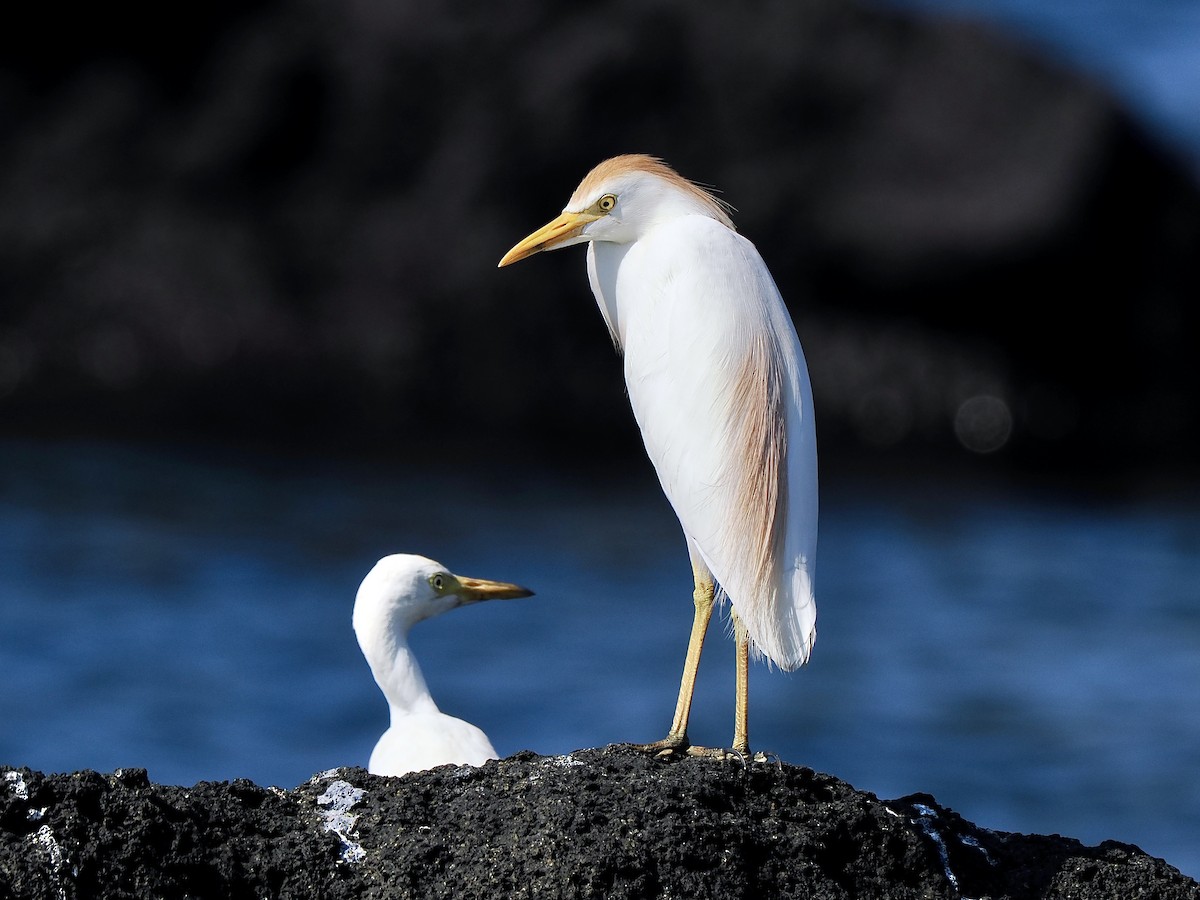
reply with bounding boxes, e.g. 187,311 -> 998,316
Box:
733,612 -> 750,756
637,561 -> 715,756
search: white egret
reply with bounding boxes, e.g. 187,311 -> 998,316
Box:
353,553 -> 533,776
499,155 -> 817,758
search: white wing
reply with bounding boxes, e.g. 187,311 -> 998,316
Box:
592,216 -> 818,669
368,712 -> 498,776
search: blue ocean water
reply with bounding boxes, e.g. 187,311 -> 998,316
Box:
1,439 -> 1197,879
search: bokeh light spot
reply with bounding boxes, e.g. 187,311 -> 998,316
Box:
954,394 -> 1012,454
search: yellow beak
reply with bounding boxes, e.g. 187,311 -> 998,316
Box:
455,575 -> 535,603
498,210 -> 600,267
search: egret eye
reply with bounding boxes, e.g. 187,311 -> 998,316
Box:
598,194 -> 617,212
429,574 -> 446,592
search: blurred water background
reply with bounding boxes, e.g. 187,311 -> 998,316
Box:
1,439 -> 1197,880
2,0 -> 1199,885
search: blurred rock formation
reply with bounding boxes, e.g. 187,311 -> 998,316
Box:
1,0 -> 1196,481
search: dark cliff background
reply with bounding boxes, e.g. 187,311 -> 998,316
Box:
1,0 -> 1197,486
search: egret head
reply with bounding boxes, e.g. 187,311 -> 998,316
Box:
353,554 -> 534,638
498,154 -> 734,267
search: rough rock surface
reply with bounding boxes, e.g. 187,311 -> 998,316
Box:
3,748 -> 1197,899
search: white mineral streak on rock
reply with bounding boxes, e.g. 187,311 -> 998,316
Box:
5,770 -> 29,800
30,824 -> 68,900
315,777 -> 368,864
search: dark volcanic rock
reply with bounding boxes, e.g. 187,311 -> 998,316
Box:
3,749 -> 1197,899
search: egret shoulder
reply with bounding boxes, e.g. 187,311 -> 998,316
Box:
614,219 -> 778,355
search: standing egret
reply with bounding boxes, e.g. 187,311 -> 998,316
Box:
499,155 -> 817,758
353,553 -> 533,776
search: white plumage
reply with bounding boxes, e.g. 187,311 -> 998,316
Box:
499,155 -> 817,755
353,554 -> 533,776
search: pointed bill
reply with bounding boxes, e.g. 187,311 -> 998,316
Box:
454,574 -> 535,603
498,210 -> 600,267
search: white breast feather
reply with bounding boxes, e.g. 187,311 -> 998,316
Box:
369,712 -> 498,776
594,216 -> 817,669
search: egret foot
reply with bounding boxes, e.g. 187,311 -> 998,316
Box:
635,734 -> 690,759
635,737 -> 760,764
685,745 -> 748,764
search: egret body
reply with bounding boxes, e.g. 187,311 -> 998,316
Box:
353,553 -> 533,776
499,155 -> 817,757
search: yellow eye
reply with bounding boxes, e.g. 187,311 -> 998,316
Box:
597,194 -> 616,212
429,574 -> 446,591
